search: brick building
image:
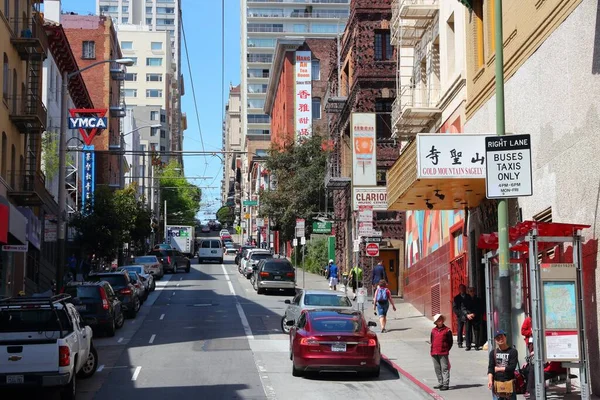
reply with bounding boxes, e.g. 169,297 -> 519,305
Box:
264,38 -> 336,148
62,14 -> 126,188
325,0 -> 404,294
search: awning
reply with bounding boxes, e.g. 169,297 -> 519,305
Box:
8,203 -> 27,245
0,196 -> 9,244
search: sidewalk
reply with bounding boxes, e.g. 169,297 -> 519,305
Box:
294,267 -> 594,400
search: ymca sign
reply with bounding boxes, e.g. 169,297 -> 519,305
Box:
68,109 -> 108,145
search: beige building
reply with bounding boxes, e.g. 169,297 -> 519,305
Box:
222,84 -> 241,206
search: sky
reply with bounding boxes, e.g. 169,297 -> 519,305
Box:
59,0 -> 242,222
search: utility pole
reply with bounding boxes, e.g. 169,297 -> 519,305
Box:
164,200 -> 167,244
494,0 -> 512,339
56,71 -> 68,289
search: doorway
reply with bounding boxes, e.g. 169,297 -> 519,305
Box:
379,249 -> 399,295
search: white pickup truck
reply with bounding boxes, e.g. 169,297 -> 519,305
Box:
0,294 -> 98,399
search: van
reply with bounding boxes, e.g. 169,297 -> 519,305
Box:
198,239 -> 224,264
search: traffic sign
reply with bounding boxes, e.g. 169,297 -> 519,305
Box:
485,134 -> 533,199
312,221 -> 332,234
292,238 -> 298,246
365,242 -> 379,257
243,200 -> 258,206
295,227 -> 305,238
295,218 -> 305,229
365,237 -> 382,243
300,237 -> 306,245
353,239 -> 361,252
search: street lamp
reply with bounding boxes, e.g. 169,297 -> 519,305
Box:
56,58 -> 135,288
121,123 -> 162,137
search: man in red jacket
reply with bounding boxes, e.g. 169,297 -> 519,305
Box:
431,313 -> 453,391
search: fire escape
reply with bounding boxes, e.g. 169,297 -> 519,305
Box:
7,10 -> 50,207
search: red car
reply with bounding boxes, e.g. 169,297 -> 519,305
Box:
288,309 -> 380,377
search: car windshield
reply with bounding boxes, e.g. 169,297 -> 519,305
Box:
304,294 -> 352,307
262,261 -> 292,273
135,256 -> 157,263
251,253 -> 272,261
122,266 -> 144,274
0,309 -> 72,333
127,273 -> 139,282
88,275 -> 127,287
310,316 -> 362,333
64,286 -> 100,300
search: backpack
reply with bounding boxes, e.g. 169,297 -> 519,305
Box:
376,287 -> 388,303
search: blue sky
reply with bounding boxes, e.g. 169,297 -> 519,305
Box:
59,0 -> 241,222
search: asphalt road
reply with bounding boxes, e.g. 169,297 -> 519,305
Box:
29,238 -> 425,400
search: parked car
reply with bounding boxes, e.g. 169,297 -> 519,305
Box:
149,249 -> 191,274
201,225 -> 211,233
125,271 -> 148,302
281,289 -> 354,333
0,294 -> 98,399
119,265 -> 156,292
288,309 -> 380,377
133,255 -> 164,279
242,249 -> 273,279
87,272 -> 141,318
251,258 -> 295,294
219,229 -> 230,237
198,239 -> 224,264
153,243 -> 173,251
224,242 -> 237,255
235,245 -> 255,265
62,281 -> 125,337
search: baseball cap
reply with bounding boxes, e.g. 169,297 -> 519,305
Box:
329,259 -> 334,263
494,329 -> 507,338
433,314 -> 444,324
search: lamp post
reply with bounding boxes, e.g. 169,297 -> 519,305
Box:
56,58 -> 135,289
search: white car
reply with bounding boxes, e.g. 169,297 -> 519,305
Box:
219,229 -> 230,237
242,249 -> 273,278
133,255 -> 164,279
198,239 -> 224,264
224,242 -> 237,255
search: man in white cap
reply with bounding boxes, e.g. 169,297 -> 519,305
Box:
430,313 -> 453,391
327,259 -> 339,291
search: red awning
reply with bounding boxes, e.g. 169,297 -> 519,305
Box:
0,204 -> 8,244
477,221 -> 591,253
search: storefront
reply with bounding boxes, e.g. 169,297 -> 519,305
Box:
0,199 -> 28,297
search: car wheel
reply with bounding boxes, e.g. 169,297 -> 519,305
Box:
61,369 -> 76,400
219,258 -> 224,264
367,366 -> 380,378
127,299 -> 139,318
186,262 -> 191,273
78,345 -> 98,379
281,315 -> 292,334
257,286 -> 265,295
291,358 -> 303,377
172,266 -> 177,274
151,281 -> 156,291
105,318 -> 116,337
115,310 -> 125,329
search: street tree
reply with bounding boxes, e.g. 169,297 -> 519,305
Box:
158,160 -> 202,227
216,206 -> 234,226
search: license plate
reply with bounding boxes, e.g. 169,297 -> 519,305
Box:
331,343 -> 346,352
6,375 -> 24,384
75,305 -> 86,312
211,250 -> 217,254
273,276 -> 281,280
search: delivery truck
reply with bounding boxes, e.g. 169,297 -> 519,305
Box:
165,225 -> 195,257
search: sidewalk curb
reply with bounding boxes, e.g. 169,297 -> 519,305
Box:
380,354 -> 445,400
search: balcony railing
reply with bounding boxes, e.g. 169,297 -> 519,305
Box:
248,0 -> 348,3
324,157 -> 351,190
7,94 -> 47,132
9,14 -> 48,59
7,171 -> 51,206
399,84 -> 440,114
248,11 -> 349,19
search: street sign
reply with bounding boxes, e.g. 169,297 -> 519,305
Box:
365,237 -> 382,243
295,218 -> 305,229
353,239 -> 361,252
243,200 -> 258,206
356,287 -> 367,304
1,244 -> 28,252
300,237 -> 306,245
295,227 -> 305,238
292,238 -> 298,246
358,205 -> 373,222
485,134 -> 533,199
312,221 -> 332,234
365,242 -> 379,257
244,213 -> 250,219
256,218 -> 264,227
358,221 -> 373,236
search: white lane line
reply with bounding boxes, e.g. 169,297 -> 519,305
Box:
255,357 -> 277,400
97,364 -> 105,372
180,277 -> 183,281
131,366 -> 142,381
176,283 -> 180,287
160,313 -> 165,320
221,264 -> 253,340
172,291 -> 176,296
117,337 -> 124,343
149,334 -> 156,344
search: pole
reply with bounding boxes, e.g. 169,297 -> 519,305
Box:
164,200 -> 167,244
494,0 -> 512,341
294,241 -> 297,284
574,233 -> 590,399
56,71 -> 68,289
302,241 -> 305,288
528,230 -> 545,399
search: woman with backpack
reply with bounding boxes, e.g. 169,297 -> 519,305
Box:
372,279 -> 396,333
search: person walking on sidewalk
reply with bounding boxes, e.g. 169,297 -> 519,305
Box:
453,284 -> 473,349
468,286 -> 486,350
488,329 -> 518,400
431,313 -> 453,391
327,260 -> 339,291
349,265 -> 363,298
373,280 -> 396,333
371,261 -> 387,295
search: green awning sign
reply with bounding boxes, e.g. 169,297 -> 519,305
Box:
312,221 -> 332,234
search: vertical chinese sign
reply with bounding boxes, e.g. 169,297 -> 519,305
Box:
351,113 -> 377,186
81,145 -> 95,211
294,50 -> 312,143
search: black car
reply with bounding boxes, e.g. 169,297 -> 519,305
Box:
251,258 -> 296,295
62,281 -> 125,336
149,249 -> 191,274
236,245 -> 256,265
88,271 -> 141,318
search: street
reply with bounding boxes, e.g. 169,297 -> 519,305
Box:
59,244 -> 423,399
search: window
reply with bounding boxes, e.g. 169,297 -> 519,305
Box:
247,23 -> 283,33
247,69 -> 269,78
157,7 -> 175,14
150,127 -> 159,136
82,41 -> 96,59
151,42 -> 163,51
122,88 -> 137,97
146,6 -> 153,13
99,5 -> 117,13
247,84 -> 268,94
146,89 -> 163,98
312,98 -> 321,119
293,24 -> 307,33
2,53 -> 8,100
311,60 -> 320,80
247,38 -> 276,48
374,30 -> 392,61
146,57 -> 162,66
150,111 -> 159,120
129,57 -> 137,66
146,18 -> 153,25
122,5 -> 129,12
375,99 -> 393,138
160,146 -> 166,152
160,130 -> 166,138
146,73 -> 163,82
247,129 -> 269,135
124,73 -> 137,81
247,53 -> 273,63
311,23 -> 337,33
247,99 -> 265,109
160,114 -> 166,123
122,17 -> 129,23
473,0 -> 485,68
121,41 -> 133,50
450,222 -> 464,259
247,114 -> 270,124
156,18 -> 174,25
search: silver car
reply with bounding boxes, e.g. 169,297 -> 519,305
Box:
119,265 -> 156,292
133,255 -> 164,279
282,289 -> 354,333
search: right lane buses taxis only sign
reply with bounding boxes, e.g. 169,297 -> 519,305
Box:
485,134 -> 533,199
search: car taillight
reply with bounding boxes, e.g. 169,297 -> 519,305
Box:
99,287 -> 110,310
120,288 -> 133,295
286,272 -> 295,278
359,339 -> 377,346
59,287 -> 65,293
259,272 -> 269,277
167,256 -> 171,264
59,346 -> 70,367
299,337 -> 320,346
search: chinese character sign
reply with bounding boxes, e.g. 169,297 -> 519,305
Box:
81,145 -> 96,211
295,51 -> 312,142
351,113 -> 377,186
417,134 -> 488,179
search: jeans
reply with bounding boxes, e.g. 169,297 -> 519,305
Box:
492,393 -> 516,400
431,355 -> 450,386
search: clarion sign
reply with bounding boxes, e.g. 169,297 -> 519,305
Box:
353,187 -> 387,211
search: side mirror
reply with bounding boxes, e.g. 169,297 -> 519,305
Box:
284,300 -> 291,304
286,320 -> 295,326
70,297 -> 82,306
367,321 -> 377,328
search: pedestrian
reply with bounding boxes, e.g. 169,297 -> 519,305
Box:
67,254 -> 77,279
327,260 -> 339,291
431,313 -> 453,391
371,261 -> 387,295
372,279 -> 396,333
349,265 -> 363,298
452,284 -> 473,349
488,329 -> 518,400
468,286 -> 486,350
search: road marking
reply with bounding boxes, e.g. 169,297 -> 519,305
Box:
176,283 -> 180,287
97,364 -> 104,372
160,313 -> 165,320
149,334 -> 156,344
131,366 -> 142,381
172,291 -> 176,296
221,264 -> 253,340
118,337 -> 124,343
255,356 -> 277,400
180,277 -> 183,281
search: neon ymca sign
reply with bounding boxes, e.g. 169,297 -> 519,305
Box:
67,109 -> 108,145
